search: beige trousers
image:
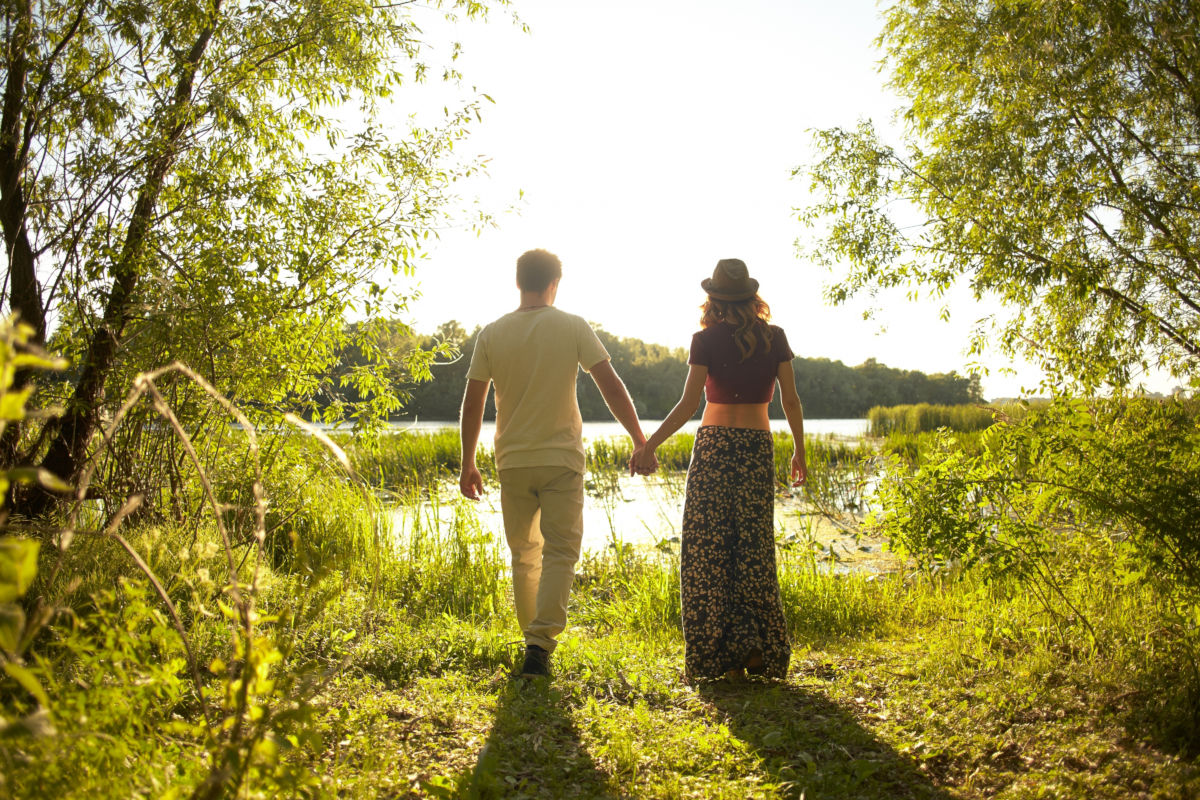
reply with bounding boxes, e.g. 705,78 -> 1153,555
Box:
498,466 -> 585,653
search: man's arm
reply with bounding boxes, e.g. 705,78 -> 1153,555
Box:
588,359 -> 647,448
459,378 -> 490,499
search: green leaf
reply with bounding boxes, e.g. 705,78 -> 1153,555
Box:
10,353 -> 68,372
0,389 -> 31,421
0,538 -> 40,603
4,468 -> 71,494
3,662 -> 50,707
0,606 -> 24,654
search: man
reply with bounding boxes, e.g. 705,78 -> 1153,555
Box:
459,249 -> 655,678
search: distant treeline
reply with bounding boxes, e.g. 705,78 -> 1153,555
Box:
330,320 -> 982,421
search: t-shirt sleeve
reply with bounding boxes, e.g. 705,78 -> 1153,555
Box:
688,331 -> 709,366
578,318 -> 610,372
464,328 -> 491,382
772,327 -> 794,362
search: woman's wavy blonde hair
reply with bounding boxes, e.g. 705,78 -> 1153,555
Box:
700,294 -> 773,361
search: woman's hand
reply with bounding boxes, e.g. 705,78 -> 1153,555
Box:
630,443 -> 659,476
790,449 -> 807,487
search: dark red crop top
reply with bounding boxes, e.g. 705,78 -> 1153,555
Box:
688,323 -> 794,404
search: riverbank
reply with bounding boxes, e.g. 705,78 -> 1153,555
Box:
308,591 -> 1197,799
216,538 -> 1200,798
5,426 -> 1197,798
7,491 -> 1196,799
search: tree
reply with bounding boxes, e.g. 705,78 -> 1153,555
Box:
0,0 -> 512,513
798,0 -> 1200,393
387,320 -> 979,421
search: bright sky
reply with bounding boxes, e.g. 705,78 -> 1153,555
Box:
385,0 -> 1056,400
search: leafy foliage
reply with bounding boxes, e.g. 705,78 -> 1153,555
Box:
0,315 -> 67,752
0,321 -> 390,797
799,0 -> 1200,392
872,397 -> 1200,631
1,0 -> 512,512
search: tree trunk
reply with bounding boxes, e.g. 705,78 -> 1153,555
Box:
16,9 -> 220,517
0,0 -> 47,471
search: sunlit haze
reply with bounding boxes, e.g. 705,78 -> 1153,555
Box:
380,0 -> 1155,400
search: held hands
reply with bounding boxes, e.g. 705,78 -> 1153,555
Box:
629,443 -> 659,476
790,449 -> 808,487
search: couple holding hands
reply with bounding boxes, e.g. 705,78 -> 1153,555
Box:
459,251 -> 806,682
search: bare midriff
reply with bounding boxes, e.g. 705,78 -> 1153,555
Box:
700,401 -> 771,431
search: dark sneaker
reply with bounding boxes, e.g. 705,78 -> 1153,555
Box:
519,644 -> 550,678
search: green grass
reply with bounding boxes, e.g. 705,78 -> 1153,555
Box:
359,542 -> 1197,799
4,436 -> 1200,799
288,544 -> 1200,798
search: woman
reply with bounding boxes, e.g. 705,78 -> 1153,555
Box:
632,259 -> 806,681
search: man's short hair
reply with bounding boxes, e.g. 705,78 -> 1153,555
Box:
516,249 -> 563,292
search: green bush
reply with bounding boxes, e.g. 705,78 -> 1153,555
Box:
1,314 -> 68,749
871,396 -> 1200,619
880,429 -> 988,465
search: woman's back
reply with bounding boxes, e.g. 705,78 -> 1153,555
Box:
690,321 -> 793,430
690,321 -> 792,404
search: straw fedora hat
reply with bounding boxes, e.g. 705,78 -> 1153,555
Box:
701,258 -> 759,301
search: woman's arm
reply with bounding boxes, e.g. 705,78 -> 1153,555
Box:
777,361 -> 807,486
632,365 -> 707,473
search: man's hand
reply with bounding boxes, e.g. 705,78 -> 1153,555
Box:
460,465 -> 484,500
459,378 -> 489,500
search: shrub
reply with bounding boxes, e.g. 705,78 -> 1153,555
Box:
871,396 -> 1200,617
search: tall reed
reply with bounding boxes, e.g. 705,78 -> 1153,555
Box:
586,433 -> 694,474
385,490 -> 507,620
573,547 -> 683,641
780,433 -> 875,517
345,429 -> 496,490
867,403 -> 996,436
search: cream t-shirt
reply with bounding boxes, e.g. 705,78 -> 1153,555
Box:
466,307 -> 610,473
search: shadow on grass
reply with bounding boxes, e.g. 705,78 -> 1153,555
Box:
459,676 -> 617,799
699,679 -> 955,799
1122,651 -> 1200,759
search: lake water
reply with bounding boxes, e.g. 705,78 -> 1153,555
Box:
388,416 -> 887,570
393,473 -> 889,573
388,417 -> 870,441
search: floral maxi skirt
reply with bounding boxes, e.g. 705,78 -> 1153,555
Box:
680,426 -> 791,680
